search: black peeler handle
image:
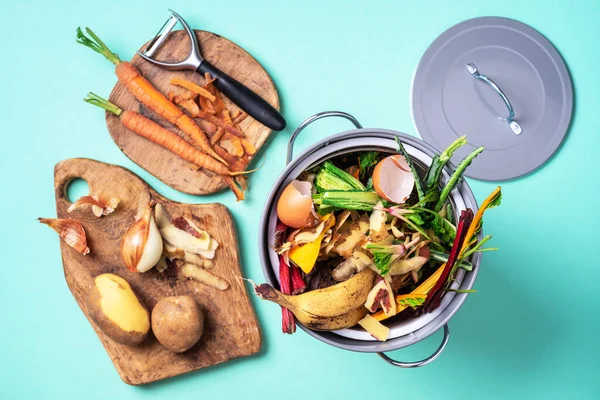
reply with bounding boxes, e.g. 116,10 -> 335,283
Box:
197,61 -> 286,131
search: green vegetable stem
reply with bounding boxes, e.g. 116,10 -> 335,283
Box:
315,191 -> 380,211
434,146 -> 484,212
315,161 -> 365,192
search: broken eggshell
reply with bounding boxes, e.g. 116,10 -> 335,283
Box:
276,180 -> 320,229
372,155 -> 415,204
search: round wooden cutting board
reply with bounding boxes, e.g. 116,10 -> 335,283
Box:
107,30 -> 280,195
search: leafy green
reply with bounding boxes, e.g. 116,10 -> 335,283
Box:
487,191 -> 502,208
406,212 -> 426,226
359,152 -> 379,178
397,296 -> 426,309
390,212 -> 431,240
446,203 -> 455,225
366,243 -> 407,275
365,243 -> 406,254
474,188 -> 502,234
317,191 -> 380,211
423,136 -> 467,193
408,207 -> 456,248
317,204 -> 335,215
373,253 -> 394,275
434,146 -> 484,212
431,214 -> 456,247
315,161 -> 365,192
76,27 -> 121,66
410,190 -> 439,208
395,137 -> 426,201
445,289 -> 477,293
430,250 -> 473,271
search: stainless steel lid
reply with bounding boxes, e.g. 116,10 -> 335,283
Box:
411,16 -> 573,181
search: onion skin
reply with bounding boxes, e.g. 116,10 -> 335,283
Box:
39,218 -> 90,255
121,202 -> 163,273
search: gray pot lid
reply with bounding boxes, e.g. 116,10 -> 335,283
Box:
411,16 -> 573,181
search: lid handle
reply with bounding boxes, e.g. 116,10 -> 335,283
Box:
377,324 -> 450,368
466,63 -> 522,135
286,111 -> 363,165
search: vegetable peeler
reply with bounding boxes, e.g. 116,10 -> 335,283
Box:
139,10 -> 286,131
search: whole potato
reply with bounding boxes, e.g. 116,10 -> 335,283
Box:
86,274 -> 150,346
151,296 -> 204,353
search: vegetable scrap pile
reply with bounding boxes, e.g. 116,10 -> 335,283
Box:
254,136 -> 502,341
77,27 -> 256,200
40,194 -> 230,352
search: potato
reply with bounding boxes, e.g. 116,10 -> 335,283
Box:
151,296 -> 204,353
86,274 -> 150,346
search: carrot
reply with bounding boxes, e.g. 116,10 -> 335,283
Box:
221,109 -> 233,125
210,127 -> 226,146
178,99 -> 201,117
76,27 -> 227,166
214,145 -> 248,172
198,109 -> 246,138
171,90 -> 196,104
233,111 -> 248,125
203,73 -> 216,86
206,83 -> 227,111
199,96 -> 216,115
84,93 -> 245,200
170,77 -> 216,102
220,133 -> 244,157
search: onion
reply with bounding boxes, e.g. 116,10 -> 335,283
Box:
121,202 -> 163,273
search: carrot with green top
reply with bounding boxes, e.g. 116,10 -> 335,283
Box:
76,27 -> 227,166
84,93 -> 245,200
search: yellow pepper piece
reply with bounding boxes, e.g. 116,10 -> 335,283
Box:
289,214 -> 336,274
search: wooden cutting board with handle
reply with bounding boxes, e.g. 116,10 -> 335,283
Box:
107,30 -> 280,195
52,158 -> 261,385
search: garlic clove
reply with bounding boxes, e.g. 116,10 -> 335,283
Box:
121,202 -> 163,273
39,218 -> 90,255
68,195 -> 119,217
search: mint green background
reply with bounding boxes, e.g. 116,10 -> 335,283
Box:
2,0 -> 599,399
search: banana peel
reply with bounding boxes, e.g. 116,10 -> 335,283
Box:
254,269 -> 375,331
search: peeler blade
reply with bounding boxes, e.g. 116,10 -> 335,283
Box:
143,15 -> 178,57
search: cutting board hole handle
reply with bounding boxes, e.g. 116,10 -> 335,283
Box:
65,178 -> 90,203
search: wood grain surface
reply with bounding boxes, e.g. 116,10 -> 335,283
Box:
107,30 -> 280,195
53,158 -> 261,385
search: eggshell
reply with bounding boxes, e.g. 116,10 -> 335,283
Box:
372,155 -> 415,204
276,180 -> 320,228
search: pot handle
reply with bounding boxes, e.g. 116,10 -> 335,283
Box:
286,111 -> 363,165
377,324 -> 450,368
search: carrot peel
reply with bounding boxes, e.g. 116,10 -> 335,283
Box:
170,77 -> 216,102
